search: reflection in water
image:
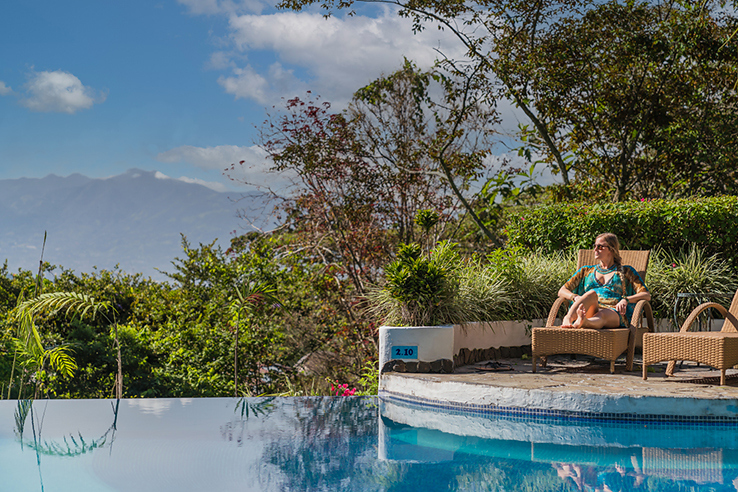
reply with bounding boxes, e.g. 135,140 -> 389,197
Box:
220,397 -> 276,445
15,399 -> 120,457
378,398 -> 738,491
13,399 -> 120,492
262,397 -> 380,491
3,397 -> 738,491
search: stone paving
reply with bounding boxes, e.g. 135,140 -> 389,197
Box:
386,353 -> 738,401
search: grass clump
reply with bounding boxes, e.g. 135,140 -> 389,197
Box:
368,243 -> 574,326
647,245 -> 738,321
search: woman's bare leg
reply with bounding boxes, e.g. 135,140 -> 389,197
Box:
576,307 -> 621,329
571,291 -> 600,328
562,290 -> 598,328
569,291 -> 621,329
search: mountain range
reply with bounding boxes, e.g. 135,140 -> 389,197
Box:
0,169 -> 275,280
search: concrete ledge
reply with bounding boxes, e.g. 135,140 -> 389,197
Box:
379,364 -> 738,422
379,325 -> 454,371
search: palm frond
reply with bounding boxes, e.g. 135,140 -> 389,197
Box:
45,346 -> 78,378
16,310 -> 44,360
14,400 -> 33,440
14,292 -> 112,321
232,282 -> 280,313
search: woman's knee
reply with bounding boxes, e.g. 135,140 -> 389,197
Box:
601,308 -> 622,327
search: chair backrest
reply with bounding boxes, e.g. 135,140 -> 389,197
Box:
577,249 -> 650,280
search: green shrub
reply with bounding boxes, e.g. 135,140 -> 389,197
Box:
647,246 -> 738,321
505,197 -> 738,266
369,243 -> 574,325
370,241 -> 463,326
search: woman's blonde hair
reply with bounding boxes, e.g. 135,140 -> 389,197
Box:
596,232 -> 622,265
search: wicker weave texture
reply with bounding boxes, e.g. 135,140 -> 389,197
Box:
642,290 -> 738,384
643,448 -> 723,484
532,249 -> 654,373
532,328 -> 629,360
643,332 -> 738,369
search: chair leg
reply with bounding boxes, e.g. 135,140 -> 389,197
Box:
532,356 -> 537,373
541,356 -> 548,368
642,364 -> 648,380
626,334 -> 635,372
721,369 -> 726,386
666,360 -> 676,376
610,360 -> 615,373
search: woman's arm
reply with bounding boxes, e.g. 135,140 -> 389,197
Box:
559,267 -> 588,302
558,285 -> 580,302
615,287 -> 651,315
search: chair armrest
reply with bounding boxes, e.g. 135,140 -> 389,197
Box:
630,299 -> 655,332
679,302 -> 728,332
625,299 -> 654,372
547,297 -> 568,327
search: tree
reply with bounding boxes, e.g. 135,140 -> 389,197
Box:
526,0 -> 738,199
230,281 -> 280,396
278,0 -> 738,201
10,292 -> 109,399
231,62 -> 498,297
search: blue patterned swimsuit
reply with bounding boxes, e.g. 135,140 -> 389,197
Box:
564,265 -> 649,327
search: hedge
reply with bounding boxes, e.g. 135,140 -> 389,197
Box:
504,196 -> 738,265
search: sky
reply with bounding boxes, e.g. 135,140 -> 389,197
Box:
0,0 -> 509,193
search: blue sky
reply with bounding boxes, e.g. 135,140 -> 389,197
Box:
1,0 -> 478,192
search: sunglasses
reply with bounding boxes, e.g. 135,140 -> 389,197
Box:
593,244 -> 610,250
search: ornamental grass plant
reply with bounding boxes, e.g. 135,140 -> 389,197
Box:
369,242 -> 738,328
368,243 -> 574,326
647,245 -> 738,323
368,241 -> 468,327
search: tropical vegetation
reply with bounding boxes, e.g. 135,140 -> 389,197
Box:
3,0 -> 738,399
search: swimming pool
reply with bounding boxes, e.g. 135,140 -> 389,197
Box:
2,397 -> 737,491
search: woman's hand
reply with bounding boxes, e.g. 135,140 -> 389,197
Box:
616,298 -> 628,315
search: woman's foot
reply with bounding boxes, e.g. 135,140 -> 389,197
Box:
572,304 -> 590,329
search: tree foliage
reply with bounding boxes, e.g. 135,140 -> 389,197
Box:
0,234 -> 378,399
278,0 -> 738,201
230,62 -> 498,296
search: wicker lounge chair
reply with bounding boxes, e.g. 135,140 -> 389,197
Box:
642,290 -> 738,385
532,250 -> 655,373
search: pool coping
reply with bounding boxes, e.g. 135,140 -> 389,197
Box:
379,360 -> 738,423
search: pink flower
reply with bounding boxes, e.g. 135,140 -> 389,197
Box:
332,380 -> 357,396
671,263 -> 677,268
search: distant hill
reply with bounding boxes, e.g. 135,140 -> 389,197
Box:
0,169 -> 275,280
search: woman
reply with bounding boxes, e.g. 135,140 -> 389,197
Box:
560,233 -> 650,329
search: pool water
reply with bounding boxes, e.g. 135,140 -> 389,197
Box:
2,397 -> 737,491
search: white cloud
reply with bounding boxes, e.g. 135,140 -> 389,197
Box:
215,9 -> 465,106
21,70 -> 106,114
154,171 -> 230,192
207,51 -> 236,70
218,65 -> 271,104
127,399 -> 172,417
218,62 -> 301,104
157,144 -> 295,191
157,144 -> 266,170
0,81 -> 12,96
